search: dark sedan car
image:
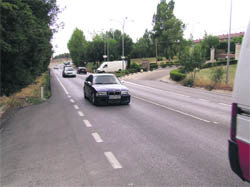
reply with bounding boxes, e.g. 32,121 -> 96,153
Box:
77,67 -> 87,74
83,74 -> 130,105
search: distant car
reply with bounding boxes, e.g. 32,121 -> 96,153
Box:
62,66 -> 76,78
83,74 -> 130,105
77,67 -> 87,74
53,65 -> 59,69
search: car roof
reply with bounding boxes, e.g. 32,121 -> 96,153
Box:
92,73 -> 116,77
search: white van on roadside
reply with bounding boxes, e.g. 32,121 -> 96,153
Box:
228,20 -> 250,182
97,60 -> 127,73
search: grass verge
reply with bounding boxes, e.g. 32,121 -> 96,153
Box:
187,64 -> 237,91
0,70 -> 51,117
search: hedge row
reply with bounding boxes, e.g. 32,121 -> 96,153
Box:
201,59 -> 237,69
170,69 -> 186,81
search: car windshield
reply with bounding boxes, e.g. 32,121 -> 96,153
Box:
65,67 -> 74,71
93,75 -> 120,84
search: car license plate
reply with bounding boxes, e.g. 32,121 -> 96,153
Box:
109,95 -> 121,99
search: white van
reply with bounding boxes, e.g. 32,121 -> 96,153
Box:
228,20 -> 250,182
97,60 -> 127,73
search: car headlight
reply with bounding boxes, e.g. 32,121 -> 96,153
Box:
121,91 -> 129,95
96,92 -> 107,96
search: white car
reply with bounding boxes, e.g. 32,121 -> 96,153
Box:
62,66 -> 76,78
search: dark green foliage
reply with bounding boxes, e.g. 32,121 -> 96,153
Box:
170,69 -> 186,81
152,0 -> 185,59
182,78 -> 194,87
200,35 -> 219,59
1,0 -> 59,96
157,56 -> 163,61
130,62 -> 141,72
53,53 -> 70,59
201,59 -> 237,69
67,28 -> 88,67
149,63 -> 158,71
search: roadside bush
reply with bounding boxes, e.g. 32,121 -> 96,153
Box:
160,62 -> 167,68
130,62 -> 141,72
201,59 -> 237,69
182,78 -> 194,87
157,56 -> 163,61
149,63 -> 158,71
170,69 -> 186,82
209,67 -> 224,90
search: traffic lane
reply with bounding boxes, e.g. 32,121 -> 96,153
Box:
1,71 -> 100,186
125,81 -> 231,125
53,71 -> 246,186
126,80 -> 232,105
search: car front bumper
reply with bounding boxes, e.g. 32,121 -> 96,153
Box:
95,95 -> 130,105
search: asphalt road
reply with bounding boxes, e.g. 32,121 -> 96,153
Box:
1,68 -> 247,187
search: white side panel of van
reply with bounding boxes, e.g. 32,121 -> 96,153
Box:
236,114 -> 250,144
233,21 -> 250,106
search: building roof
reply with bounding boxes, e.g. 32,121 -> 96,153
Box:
193,32 -> 245,43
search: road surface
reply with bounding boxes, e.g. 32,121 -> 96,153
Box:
1,68 -> 247,187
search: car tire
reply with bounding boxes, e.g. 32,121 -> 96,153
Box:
91,92 -> 96,105
84,89 -> 87,99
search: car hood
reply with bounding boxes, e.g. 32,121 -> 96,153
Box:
92,84 -> 128,92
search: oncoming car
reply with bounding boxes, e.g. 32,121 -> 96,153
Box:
62,66 -> 76,78
77,67 -> 87,74
83,74 -> 130,105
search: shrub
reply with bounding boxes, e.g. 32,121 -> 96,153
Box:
157,56 -> 163,61
170,69 -> 186,81
130,62 -> 141,72
149,63 -> 158,71
182,78 -> 194,87
160,62 -> 167,68
209,67 -> 224,90
201,59 -> 237,69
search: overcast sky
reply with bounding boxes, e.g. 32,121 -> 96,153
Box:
52,0 -> 250,56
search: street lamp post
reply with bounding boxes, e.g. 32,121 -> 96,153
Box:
226,0 -> 233,84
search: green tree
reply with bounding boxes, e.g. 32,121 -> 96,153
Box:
67,28 -> 88,67
179,44 -> 205,81
200,34 -> 219,59
152,0 -> 184,59
1,0 -> 59,96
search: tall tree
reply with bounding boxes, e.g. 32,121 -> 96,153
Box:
1,0 -> 59,96
67,28 -> 88,67
152,0 -> 184,59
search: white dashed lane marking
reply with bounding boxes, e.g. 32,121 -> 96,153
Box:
92,133 -> 103,143
70,99 -> 75,103
104,152 -> 122,169
74,105 -> 79,110
83,120 -> 92,127
68,95 -> 71,98
78,111 -> 84,117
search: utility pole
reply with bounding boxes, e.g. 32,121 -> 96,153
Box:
226,0 -> 232,84
155,39 -> 158,62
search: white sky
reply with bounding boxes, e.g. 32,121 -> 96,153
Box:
52,0 -> 250,56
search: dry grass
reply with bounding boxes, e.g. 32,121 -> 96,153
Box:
189,64 -> 237,91
0,72 -> 48,115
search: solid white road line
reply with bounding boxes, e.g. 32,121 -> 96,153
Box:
199,98 -> 209,102
213,122 -> 218,124
92,133 -> 103,143
70,99 -> 75,103
55,74 -> 69,95
74,105 -> 79,110
78,111 -> 84,117
104,152 -> 122,169
219,103 -> 231,107
133,95 -> 211,123
83,120 -> 92,127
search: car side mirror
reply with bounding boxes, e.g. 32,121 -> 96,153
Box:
85,81 -> 91,86
120,79 -> 125,84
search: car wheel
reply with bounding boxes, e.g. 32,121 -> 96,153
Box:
91,92 -> 96,105
84,89 -> 87,99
